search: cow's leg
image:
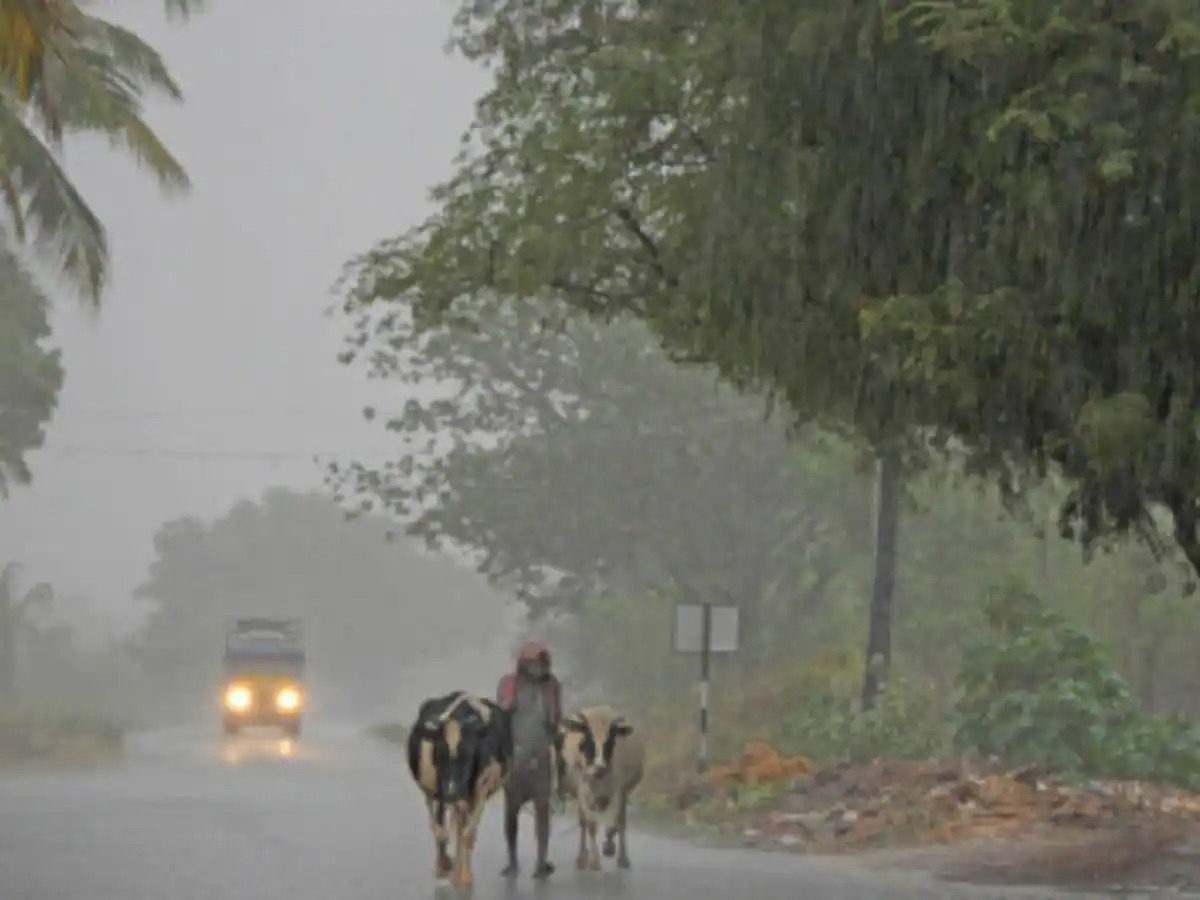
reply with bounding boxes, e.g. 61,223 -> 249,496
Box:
586,819 -> 602,870
602,791 -> 617,858
450,806 -> 471,888
501,786 -> 520,877
615,791 -> 631,869
427,798 -> 452,879
459,808 -> 479,889
461,784 -> 496,889
460,766 -> 503,888
596,794 -> 618,860
575,807 -> 590,870
602,818 -> 617,858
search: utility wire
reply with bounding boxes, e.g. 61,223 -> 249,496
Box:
38,444 -> 406,461
51,406 -> 370,420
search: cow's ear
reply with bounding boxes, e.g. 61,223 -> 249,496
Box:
612,719 -> 634,736
561,717 -> 586,733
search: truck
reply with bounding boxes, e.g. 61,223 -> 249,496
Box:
220,617 -> 306,737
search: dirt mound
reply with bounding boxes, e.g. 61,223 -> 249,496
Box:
707,740 -> 814,786
673,751 -> 1200,886
771,758 -> 1200,848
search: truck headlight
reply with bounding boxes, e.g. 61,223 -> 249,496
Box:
276,687 -> 301,712
224,685 -> 252,712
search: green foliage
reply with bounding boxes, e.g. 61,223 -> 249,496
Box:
954,582 -> 1200,787
0,561 -> 54,702
0,705 -> 124,765
772,661 -> 951,764
343,0 -> 1200,581
0,248 -> 62,494
342,0 -> 1200,744
334,287 -> 874,620
563,466 -> 1200,774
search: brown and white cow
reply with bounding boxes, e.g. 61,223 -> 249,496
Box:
558,705 -> 645,870
406,690 -> 511,887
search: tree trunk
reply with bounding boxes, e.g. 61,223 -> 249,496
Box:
861,452 -> 902,711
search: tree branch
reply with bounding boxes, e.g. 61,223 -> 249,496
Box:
614,206 -> 679,288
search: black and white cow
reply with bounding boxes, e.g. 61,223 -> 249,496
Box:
558,705 -> 645,870
406,690 -> 511,887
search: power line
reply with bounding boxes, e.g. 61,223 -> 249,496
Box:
38,444 -> 406,462
51,406 -> 371,420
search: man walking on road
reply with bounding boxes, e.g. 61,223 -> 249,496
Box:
496,640 -> 562,879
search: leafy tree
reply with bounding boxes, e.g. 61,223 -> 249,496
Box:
0,561 -> 54,703
130,488 -> 505,719
333,288 -> 875,661
540,466 -> 1200,767
344,0 -> 1200,597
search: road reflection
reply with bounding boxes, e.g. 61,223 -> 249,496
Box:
219,732 -> 307,766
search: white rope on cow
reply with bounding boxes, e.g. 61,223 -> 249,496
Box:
436,691 -> 472,723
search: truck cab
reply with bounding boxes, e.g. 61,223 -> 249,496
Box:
221,617 -> 305,737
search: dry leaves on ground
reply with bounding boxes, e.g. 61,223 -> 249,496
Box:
674,744 -> 1200,865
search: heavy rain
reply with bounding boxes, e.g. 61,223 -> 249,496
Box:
1,2 -> 1199,899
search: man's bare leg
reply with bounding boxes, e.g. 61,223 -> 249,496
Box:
532,794 -> 555,878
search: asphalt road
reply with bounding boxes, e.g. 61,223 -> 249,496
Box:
0,723 -> 1156,900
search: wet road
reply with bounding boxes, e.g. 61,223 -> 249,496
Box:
0,724 -> 1139,900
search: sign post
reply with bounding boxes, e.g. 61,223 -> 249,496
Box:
673,602 -> 739,773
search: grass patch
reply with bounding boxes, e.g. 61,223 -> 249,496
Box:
0,706 -> 125,769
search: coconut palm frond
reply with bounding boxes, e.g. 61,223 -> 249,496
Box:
0,0 -> 82,136
78,16 -> 182,101
0,171 -> 26,239
0,2 -> 45,100
42,44 -> 188,193
162,0 -> 204,20
0,235 -> 53,336
0,96 -> 107,299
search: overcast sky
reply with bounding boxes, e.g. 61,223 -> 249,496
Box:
0,1 -> 490,632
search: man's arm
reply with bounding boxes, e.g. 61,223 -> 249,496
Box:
496,673 -> 516,709
547,676 -> 563,726
548,676 -> 567,806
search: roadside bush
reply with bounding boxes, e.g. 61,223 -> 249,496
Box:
776,672 -> 951,764
711,647 -> 952,765
953,581 -> 1200,788
0,706 -> 125,764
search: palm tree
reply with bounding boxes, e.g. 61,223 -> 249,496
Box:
0,2 -> 198,489
0,562 -> 54,703
0,0 -> 196,303
0,241 -> 63,494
